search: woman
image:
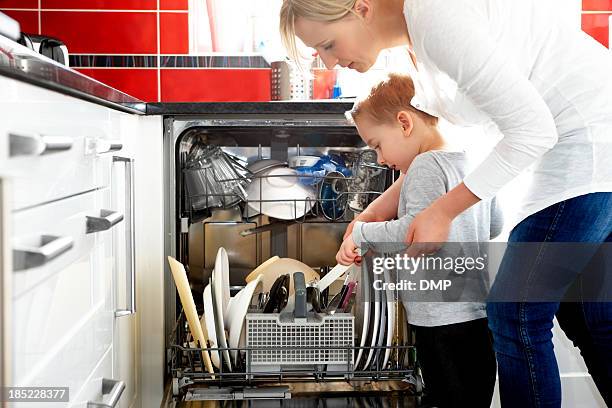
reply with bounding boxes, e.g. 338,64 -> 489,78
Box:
279,0 -> 612,407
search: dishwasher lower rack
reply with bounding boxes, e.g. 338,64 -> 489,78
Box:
166,311 -> 423,400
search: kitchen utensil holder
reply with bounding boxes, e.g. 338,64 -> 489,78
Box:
245,312 -> 354,373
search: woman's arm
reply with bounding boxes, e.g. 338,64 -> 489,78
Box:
343,172 -> 405,239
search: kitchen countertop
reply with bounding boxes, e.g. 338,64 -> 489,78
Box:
146,101 -> 355,116
0,34 -> 146,114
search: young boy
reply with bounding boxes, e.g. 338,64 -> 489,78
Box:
337,73 -> 502,408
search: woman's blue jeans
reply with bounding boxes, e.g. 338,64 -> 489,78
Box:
486,192 -> 612,407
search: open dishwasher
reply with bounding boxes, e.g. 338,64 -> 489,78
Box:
162,105 -> 423,403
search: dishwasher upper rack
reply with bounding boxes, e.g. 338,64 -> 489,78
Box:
167,310 -> 421,398
182,162 -> 389,224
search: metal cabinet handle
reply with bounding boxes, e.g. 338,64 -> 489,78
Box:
13,235 -> 74,271
9,132 -> 73,157
86,210 -> 124,234
96,139 -> 123,154
113,156 -> 136,317
87,378 -> 125,408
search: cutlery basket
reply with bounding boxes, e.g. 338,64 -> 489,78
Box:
245,312 -> 354,376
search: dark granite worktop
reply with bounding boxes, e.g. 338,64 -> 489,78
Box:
146,101 -> 355,116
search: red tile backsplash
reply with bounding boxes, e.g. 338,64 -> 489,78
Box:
41,0 -> 156,10
160,12 -> 189,54
160,69 -> 271,102
1,9 -> 38,33
77,68 -> 158,101
160,0 -> 188,10
0,0 -> 38,8
41,11 -> 157,53
582,13 -> 610,47
583,0 -> 612,11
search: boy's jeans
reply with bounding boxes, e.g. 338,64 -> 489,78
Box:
486,192 -> 612,407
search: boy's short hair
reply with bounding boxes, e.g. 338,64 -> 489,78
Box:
347,73 -> 439,127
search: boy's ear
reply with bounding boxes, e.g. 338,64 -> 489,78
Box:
397,111 -> 414,137
354,0 -> 373,22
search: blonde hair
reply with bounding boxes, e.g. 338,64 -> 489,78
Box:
348,73 -> 439,126
279,0 -> 358,63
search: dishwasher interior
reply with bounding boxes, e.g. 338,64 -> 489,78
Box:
164,115 -> 422,402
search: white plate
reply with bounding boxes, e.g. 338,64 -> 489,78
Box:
213,247 -> 231,328
363,272 -> 380,371
354,263 -> 370,369
203,282 -> 220,369
211,269 -> 232,371
373,286 -> 387,370
228,275 -> 263,364
382,268 -> 395,370
167,257 -> 214,375
246,167 -> 315,220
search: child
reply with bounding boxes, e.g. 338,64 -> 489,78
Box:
337,73 -> 502,408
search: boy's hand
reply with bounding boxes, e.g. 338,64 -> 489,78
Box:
336,236 -> 361,266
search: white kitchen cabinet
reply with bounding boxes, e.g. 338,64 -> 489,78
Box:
0,77 -> 122,211
0,177 -> 11,408
0,75 -> 144,408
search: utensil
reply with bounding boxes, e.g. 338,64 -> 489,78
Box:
263,274 -> 290,313
319,171 -> 349,221
348,150 -> 388,213
342,292 -> 356,313
316,263 -> 352,292
382,267 -> 395,370
167,257 -> 215,375
325,289 -> 344,315
228,275 -> 263,364
245,256 -> 280,281
185,146 -> 250,210
246,258 -> 319,296
202,283 -> 220,368
340,281 -> 357,310
306,286 -> 323,313
363,276 -> 381,371
213,247 -> 231,328
246,167 -> 316,220
288,155 -> 320,168
354,262 -> 370,369
210,271 -> 232,371
247,158 -> 286,174
293,272 -> 307,318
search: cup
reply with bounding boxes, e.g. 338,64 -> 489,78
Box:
319,171 -> 349,221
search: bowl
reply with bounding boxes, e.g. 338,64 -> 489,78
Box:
246,167 -> 315,220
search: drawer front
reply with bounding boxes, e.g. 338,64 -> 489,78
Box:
0,76 -> 124,210
11,189 -> 117,397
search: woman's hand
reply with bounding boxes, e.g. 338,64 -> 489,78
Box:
405,205 -> 453,256
336,236 -> 361,266
405,183 -> 481,256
